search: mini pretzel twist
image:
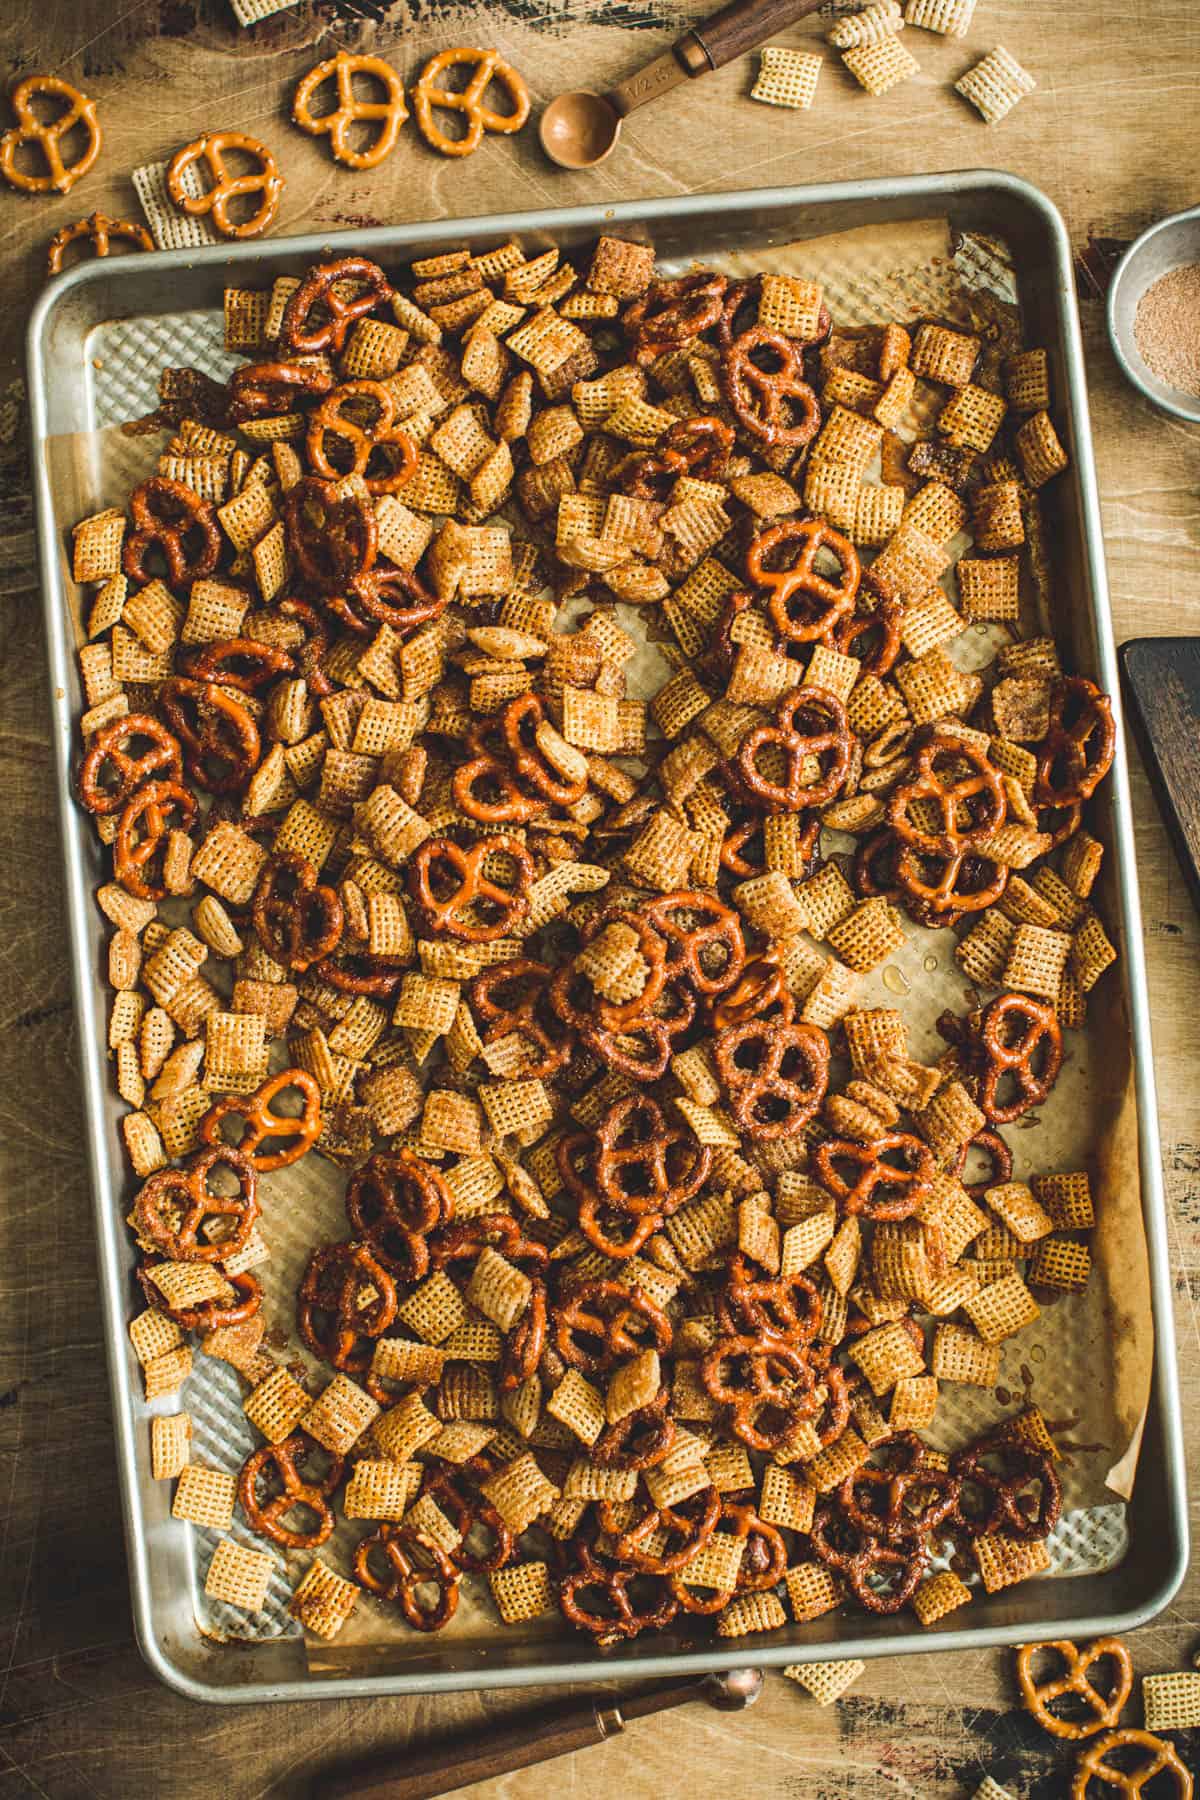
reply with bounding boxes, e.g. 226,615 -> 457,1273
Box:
428,1214 -> 550,1274
950,1441 -> 1062,1540
716,274 -> 831,353
711,951 -> 795,1031
306,380 -> 418,495
114,778 -> 197,899
501,1274 -> 547,1392
977,992 -> 1064,1124
888,729 -> 1008,858
283,475 -> 378,594
352,1526 -> 461,1631
228,359 -> 335,422
350,565 -> 445,637
47,211 -> 152,274
279,256 -> 393,356
670,1495 -> 788,1614
722,326 -> 821,448
297,1240 -> 398,1375
78,714 -> 182,815
586,1094 -> 711,1217
412,48 -> 531,159
1015,1638 -> 1134,1741
716,1256 -> 822,1345
557,1542 -> 679,1642
700,1332 -> 822,1452
345,1148 -> 454,1283
735,685 -> 854,812
1036,677 -> 1117,807
1070,1728 -> 1191,1798
138,1261 -> 262,1333
951,1126 -> 1013,1197
420,1457 -> 514,1573
746,517 -> 860,642
292,51 -> 409,170
643,889 -> 746,998
714,1018 -> 830,1141
124,476 -> 221,589
0,76 -> 100,195
838,1430 -> 960,1544
252,851 -> 345,973
601,1485 -> 722,1574
200,1069 -> 323,1173
166,132 -> 284,240
408,835 -> 534,942
623,272 -> 727,365
622,415 -> 735,496
159,678 -> 261,795
239,1433 -> 343,1551
133,1145 -> 259,1263
181,637 -> 297,692
809,1502 -> 927,1614
811,1132 -> 935,1221
591,1384 -> 676,1470
894,842 -> 1009,926
553,1279 -> 673,1374
467,958 -> 571,1081
833,594 -> 903,676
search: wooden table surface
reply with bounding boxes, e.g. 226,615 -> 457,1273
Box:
0,2 -> 1197,1795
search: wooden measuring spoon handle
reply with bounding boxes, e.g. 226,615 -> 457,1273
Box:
310,1698 -> 624,1800
683,0 -> 827,71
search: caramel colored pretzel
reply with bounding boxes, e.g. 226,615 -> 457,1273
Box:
353,1526 -> 461,1631
124,476 -> 221,589
239,1432 -> 343,1551
278,595 -> 335,696
297,1240 -> 398,1375
228,359 -> 335,422
78,714 -> 182,815
700,1332 -> 821,1452
345,1148 -> 454,1283
1016,1638 -> 1134,1741
643,889 -> 746,998
714,1018 -> 830,1140
1071,1729 -> 1192,1799
1036,677 -> 1117,808
722,326 -> 821,448
428,1214 -> 549,1275
181,637 -> 297,693
670,1496 -> 788,1615
306,380 -> 418,496
717,1256 -> 822,1345
166,132 -> 283,240
253,851 -> 344,973
623,414 -> 736,497
138,1260 -> 262,1333
951,1442 -> 1062,1541
283,475 -> 378,593
114,778 -> 197,900
895,843 -> 1008,926
200,1068 -> 322,1173
453,749 -> 545,826
501,1274 -> 547,1392
412,48 -> 531,159
811,1132 -> 934,1221
317,950 -> 405,1000
951,1126 -> 1013,1197
736,685 -> 853,812
504,692 -> 588,807
280,256 -> 393,356
557,1543 -> 678,1643
408,834 -> 533,942
746,518 -> 860,643
159,679 -> 261,796
809,1502 -> 926,1615
717,274 -> 831,353
554,1279 -> 673,1374
133,1145 -> 259,1264
834,594 -> 903,677
350,565 -> 445,637
711,951 -> 794,1031
47,210 -> 152,274
839,1431 -> 959,1545
601,1485 -> 722,1575
590,1094 -> 711,1216
978,991 -> 1064,1124
592,1384 -> 676,1471
421,1457 -> 514,1573
624,272 -> 727,365
467,958 -> 570,1081
550,907 -> 668,1033
575,1196 -> 663,1261
0,76 -> 100,195
292,51 -> 408,170
888,730 -> 1008,858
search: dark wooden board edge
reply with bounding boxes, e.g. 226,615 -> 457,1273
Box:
1119,636 -> 1200,922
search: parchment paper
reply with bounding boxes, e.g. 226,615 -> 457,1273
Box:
45,214 -> 1155,1668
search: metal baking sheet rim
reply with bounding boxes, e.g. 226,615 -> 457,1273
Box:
25,171 -> 1188,1706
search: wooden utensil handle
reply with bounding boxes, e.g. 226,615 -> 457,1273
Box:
310,1698 -> 624,1800
685,0 -> 827,71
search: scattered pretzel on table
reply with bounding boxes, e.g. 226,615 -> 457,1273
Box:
411,47 -> 531,158
166,131 -> 283,239
0,75 -> 100,195
292,50 -> 408,169
47,210 -> 152,274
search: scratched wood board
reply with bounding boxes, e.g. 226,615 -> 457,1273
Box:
1,2 -> 1198,1796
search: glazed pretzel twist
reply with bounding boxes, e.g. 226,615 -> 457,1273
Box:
229,359 -> 335,422
252,851 -> 344,973
297,1241 -> 398,1374
283,475 -> 378,593
353,1526 -> 461,1631
1070,1729 -> 1192,1799
736,686 -> 854,813
345,1148 -> 454,1283
167,132 -> 284,240
114,779 -> 197,899
159,679 -> 261,795
279,256 -> 393,356
888,730 -> 1008,858
624,273 -> 727,365
47,211 -> 152,274
133,1146 -> 259,1264
722,326 -> 821,448
123,476 -> 221,589
408,835 -> 534,942
306,380 -> 418,496
714,1018 -> 831,1140
1036,677 -> 1117,806
78,714 -> 182,815
977,992 -> 1064,1124
412,48 -> 531,159
239,1433 -> 343,1551
811,1132 -> 935,1221
746,518 -> 860,642
200,1069 -> 322,1173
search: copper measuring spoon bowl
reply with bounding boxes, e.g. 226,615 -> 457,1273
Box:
539,0 -> 827,171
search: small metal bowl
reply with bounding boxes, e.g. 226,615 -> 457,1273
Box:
1107,203 -> 1200,423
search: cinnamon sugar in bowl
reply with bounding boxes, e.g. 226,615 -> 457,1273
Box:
1108,203 -> 1200,423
